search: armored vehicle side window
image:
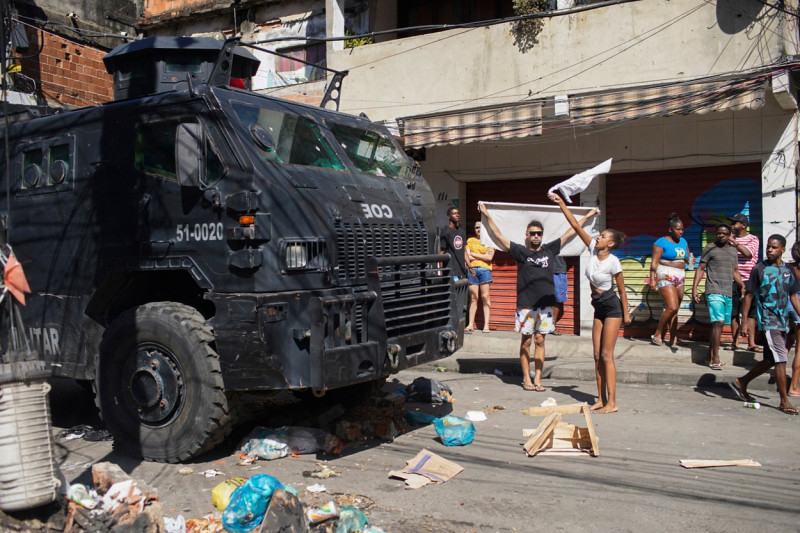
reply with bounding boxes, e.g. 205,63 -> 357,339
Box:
231,102 -> 344,170
135,119 -> 225,185
326,122 -> 413,180
22,148 -> 43,188
49,144 -> 70,185
17,139 -> 75,194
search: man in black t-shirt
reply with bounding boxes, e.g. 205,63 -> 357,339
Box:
439,206 -> 467,280
479,201 -> 574,392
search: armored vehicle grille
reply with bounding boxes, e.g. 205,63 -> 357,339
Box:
374,259 -> 453,338
334,222 -> 429,281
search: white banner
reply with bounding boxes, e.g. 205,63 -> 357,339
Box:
480,202 -> 598,257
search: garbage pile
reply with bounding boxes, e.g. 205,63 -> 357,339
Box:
63,462 -> 163,532
0,377 -> 482,532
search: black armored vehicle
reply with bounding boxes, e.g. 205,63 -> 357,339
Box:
0,37 -> 466,462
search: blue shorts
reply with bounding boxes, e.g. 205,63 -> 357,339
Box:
468,267 -> 493,285
706,293 -> 732,325
553,273 -> 567,303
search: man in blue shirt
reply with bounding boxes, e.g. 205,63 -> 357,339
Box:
731,235 -> 800,414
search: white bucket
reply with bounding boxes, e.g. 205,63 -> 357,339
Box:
0,364 -> 60,511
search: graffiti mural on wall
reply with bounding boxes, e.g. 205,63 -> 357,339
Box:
610,177 -> 762,335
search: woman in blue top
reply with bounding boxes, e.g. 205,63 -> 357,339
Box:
650,213 -> 692,346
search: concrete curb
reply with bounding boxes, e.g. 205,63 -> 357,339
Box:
421,329 -> 777,390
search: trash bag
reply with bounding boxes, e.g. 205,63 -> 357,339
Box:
212,477 -> 247,511
239,426 -> 343,460
434,415 -> 475,446
221,474 -> 283,533
404,377 -> 453,403
336,506 -> 369,533
58,424 -> 114,442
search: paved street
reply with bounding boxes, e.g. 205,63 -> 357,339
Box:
45,359 -> 799,533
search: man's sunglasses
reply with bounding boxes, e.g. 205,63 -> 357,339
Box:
528,231 -> 543,236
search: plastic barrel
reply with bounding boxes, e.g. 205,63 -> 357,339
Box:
0,360 -> 60,511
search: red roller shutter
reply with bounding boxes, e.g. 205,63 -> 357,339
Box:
465,178 -> 579,333
605,163 -> 762,341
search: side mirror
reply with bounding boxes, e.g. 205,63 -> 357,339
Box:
176,123 -> 204,188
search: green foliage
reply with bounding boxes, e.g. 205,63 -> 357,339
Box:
344,29 -> 373,49
511,0 -> 550,52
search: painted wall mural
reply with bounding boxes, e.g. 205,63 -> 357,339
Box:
608,177 -> 762,339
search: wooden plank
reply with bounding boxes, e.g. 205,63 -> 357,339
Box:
537,448 -> 593,456
582,405 -> 600,457
523,412 -> 561,456
679,459 -> 761,469
527,403 -> 586,416
552,425 -> 591,450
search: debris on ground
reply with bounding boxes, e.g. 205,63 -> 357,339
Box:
403,377 -> 453,404
64,462 -> 164,532
212,477 -> 247,511
540,397 -> 558,407
434,415 -> 475,446
222,474 -> 284,532
523,403 -> 599,457
678,459 -> 761,469
465,410 -> 487,422
388,449 -> 463,489
239,426 -> 344,462
57,424 -> 114,442
303,465 -> 340,479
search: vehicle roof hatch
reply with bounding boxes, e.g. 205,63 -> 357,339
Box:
103,36 -> 260,100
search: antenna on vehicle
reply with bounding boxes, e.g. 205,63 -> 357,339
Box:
240,42 -> 349,111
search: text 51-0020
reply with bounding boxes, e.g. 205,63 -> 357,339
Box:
176,223 -> 225,242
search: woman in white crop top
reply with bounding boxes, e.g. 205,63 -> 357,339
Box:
550,192 -> 630,414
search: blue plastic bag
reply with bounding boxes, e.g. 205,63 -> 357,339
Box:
433,415 -> 475,446
221,474 -> 283,532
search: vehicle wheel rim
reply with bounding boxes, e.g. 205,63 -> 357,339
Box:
122,344 -> 183,425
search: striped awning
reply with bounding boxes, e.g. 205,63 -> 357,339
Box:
401,101 -> 543,148
569,77 -> 766,122
399,77 -> 766,149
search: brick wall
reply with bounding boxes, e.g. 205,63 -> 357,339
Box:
20,28 -> 114,108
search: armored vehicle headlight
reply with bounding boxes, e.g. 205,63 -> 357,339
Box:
286,244 -> 308,269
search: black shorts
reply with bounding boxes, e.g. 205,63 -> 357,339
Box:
591,290 -> 622,320
730,282 -> 757,319
731,282 -> 742,318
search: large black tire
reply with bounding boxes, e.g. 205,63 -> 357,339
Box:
95,302 -> 231,463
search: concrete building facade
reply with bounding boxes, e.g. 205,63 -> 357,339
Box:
7,0 -> 798,337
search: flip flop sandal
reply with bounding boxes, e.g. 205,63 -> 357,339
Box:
650,335 -> 663,346
746,345 -> 763,352
728,381 -> 749,401
779,406 -> 799,415
709,362 -> 725,370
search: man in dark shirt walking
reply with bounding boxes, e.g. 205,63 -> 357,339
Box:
440,206 -> 467,281
731,235 -> 800,415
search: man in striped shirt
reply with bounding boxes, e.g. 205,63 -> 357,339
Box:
727,213 -> 760,351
